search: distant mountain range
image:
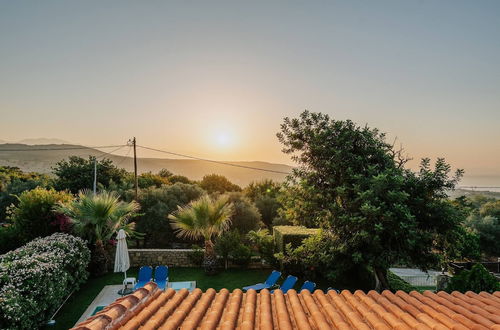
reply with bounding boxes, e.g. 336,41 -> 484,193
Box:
1,142 -> 498,191
0,143 -> 291,186
0,138 -> 71,145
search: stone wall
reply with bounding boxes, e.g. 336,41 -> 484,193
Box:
128,249 -> 198,267
126,249 -> 270,269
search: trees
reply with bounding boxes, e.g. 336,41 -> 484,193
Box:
55,190 -> 140,275
134,183 -> 205,247
465,214 -> 500,257
277,111 -> 466,290
456,195 -> 500,257
244,180 -> 281,200
244,180 -> 282,228
7,187 -> 73,243
225,192 -> 262,234
168,195 -> 233,274
199,174 -> 241,194
53,156 -> 128,193
446,264 -> 500,293
137,172 -> 169,189
0,166 -> 53,221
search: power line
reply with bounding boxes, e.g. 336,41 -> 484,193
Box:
0,145 -> 127,152
137,145 -> 292,175
94,145 -> 127,159
114,146 -> 132,167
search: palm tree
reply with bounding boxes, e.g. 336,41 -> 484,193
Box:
168,195 -> 233,274
55,190 -> 140,275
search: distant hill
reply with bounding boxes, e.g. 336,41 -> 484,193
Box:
448,188 -> 500,200
0,138 -> 71,145
17,138 -> 71,145
0,143 -> 291,186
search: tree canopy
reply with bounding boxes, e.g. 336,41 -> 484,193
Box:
53,156 -> 128,193
277,110 -> 466,289
134,183 -> 205,247
199,174 -> 241,194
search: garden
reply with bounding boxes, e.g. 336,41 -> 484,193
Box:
0,111 -> 499,329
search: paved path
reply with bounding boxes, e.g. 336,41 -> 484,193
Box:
75,285 -> 123,326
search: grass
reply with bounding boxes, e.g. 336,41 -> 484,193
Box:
48,267 -> 272,329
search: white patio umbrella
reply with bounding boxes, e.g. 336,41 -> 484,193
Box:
114,229 -> 130,280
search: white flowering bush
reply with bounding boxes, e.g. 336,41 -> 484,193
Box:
0,233 -> 90,329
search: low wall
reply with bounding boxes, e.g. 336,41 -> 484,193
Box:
128,249 -> 197,267
126,249 -> 270,269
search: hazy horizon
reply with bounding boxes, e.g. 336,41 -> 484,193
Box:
1,1 -> 499,178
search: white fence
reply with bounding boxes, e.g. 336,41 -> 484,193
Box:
390,268 -> 440,287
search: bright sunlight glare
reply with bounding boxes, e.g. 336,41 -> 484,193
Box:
215,132 -> 232,148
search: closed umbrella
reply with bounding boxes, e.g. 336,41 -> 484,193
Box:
114,229 -> 130,294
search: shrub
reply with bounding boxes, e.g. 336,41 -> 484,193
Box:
7,187 -> 73,244
0,233 -> 90,329
387,271 -> 418,293
273,225 -> 320,253
187,244 -> 204,266
169,175 -> 191,184
247,229 -> 276,265
0,226 -> 20,254
446,264 -> 500,293
215,230 -> 242,269
0,166 -> 53,222
231,244 -> 252,267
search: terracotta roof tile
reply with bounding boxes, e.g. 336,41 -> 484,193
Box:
71,283 -> 500,329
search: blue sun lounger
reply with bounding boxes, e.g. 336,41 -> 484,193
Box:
271,275 -> 297,293
300,280 -> 316,292
134,266 -> 153,290
243,270 -> 281,291
154,265 -> 169,290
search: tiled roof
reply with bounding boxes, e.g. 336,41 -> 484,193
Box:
72,283 -> 500,330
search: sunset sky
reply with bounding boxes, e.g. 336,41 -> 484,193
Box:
0,1 -> 499,181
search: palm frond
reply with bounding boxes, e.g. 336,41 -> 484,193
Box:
55,190 -> 141,244
168,194 -> 234,241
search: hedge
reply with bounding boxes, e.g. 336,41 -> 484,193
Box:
387,271 -> 418,293
273,225 -> 320,252
0,233 -> 90,329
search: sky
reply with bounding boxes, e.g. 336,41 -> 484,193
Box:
0,1 -> 499,182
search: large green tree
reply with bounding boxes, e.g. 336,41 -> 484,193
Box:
277,111 -> 466,290
53,156 -> 128,193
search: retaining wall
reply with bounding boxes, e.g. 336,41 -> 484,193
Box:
126,249 -> 270,269
128,249 -> 197,267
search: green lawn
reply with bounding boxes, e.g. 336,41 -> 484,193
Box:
48,267 -> 273,330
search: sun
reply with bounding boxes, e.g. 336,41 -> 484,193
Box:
215,132 -> 231,148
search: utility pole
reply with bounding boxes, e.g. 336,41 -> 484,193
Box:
93,157 -> 97,194
132,137 -> 138,199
